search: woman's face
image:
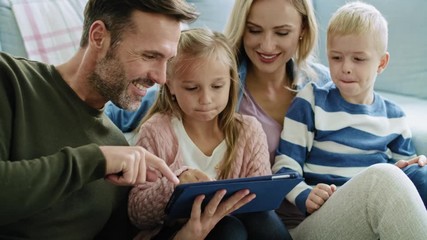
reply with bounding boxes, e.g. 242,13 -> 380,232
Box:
243,0 -> 303,75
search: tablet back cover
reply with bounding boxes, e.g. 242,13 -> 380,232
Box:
165,174 -> 302,219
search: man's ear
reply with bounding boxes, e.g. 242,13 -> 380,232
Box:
88,20 -> 111,53
377,52 -> 390,74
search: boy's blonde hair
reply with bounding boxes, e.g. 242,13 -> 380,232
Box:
224,0 -> 319,85
327,1 -> 388,54
142,28 -> 241,179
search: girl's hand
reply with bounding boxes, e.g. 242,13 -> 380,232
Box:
395,155 -> 426,169
306,183 -> 336,214
178,169 -> 213,184
173,189 -> 255,240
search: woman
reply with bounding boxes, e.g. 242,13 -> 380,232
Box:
225,0 -> 330,165
224,0 -> 330,229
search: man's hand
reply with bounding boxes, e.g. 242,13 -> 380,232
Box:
99,146 -> 179,185
395,155 -> 426,169
306,183 -> 336,214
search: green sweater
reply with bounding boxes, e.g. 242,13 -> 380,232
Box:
0,52 -> 135,239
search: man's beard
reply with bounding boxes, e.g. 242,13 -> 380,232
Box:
88,49 -> 139,111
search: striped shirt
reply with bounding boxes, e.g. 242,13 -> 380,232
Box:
272,81 -> 416,213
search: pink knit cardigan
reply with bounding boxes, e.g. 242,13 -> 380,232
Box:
128,113 -> 271,233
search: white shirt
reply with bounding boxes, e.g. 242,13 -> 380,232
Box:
171,117 -> 226,179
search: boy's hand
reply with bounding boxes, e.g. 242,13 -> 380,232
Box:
395,155 -> 426,169
306,183 -> 337,214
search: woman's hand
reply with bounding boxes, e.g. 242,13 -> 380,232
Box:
306,183 -> 336,214
173,189 -> 255,240
395,155 -> 426,169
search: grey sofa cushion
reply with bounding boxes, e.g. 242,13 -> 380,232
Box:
379,91 -> 427,155
187,0 -> 234,32
0,0 -> 27,57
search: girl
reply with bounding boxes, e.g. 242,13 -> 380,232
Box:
128,28 -> 289,240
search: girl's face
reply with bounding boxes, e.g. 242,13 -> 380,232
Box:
243,0 -> 303,74
168,57 -> 231,124
327,33 -> 389,104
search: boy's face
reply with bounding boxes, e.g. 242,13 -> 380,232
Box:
168,57 -> 231,124
327,33 -> 389,104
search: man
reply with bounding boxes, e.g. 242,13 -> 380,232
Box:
0,1 -> 197,239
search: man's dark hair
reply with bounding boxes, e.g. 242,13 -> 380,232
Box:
79,0 -> 198,48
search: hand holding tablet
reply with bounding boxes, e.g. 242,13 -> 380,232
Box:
165,173 -> 303,219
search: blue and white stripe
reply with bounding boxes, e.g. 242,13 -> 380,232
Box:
273,81 -> 416,213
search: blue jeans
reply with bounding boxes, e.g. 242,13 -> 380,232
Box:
235,210 -> 292,240
403,164 -> 427,207
154,210 -> 291,240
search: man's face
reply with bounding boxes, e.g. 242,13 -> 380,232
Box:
90,11 -> 181,111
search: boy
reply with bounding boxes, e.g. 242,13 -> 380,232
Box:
272,1 -> 427,215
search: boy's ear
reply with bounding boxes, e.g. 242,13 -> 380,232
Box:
377,52 -> 390,74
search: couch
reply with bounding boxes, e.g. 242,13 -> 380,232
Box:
1,0 -> 425,155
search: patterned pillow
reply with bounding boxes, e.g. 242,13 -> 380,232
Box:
10,0 -> 87,64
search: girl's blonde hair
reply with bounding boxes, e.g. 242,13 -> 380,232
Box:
224,0 -> 319,86
142,28 -> 242,179
327,1 -> 388,55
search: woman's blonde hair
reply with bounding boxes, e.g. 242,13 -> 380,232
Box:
224,0 -> 319,86
142,28 -> 242,179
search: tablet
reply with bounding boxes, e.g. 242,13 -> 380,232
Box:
165,173 -> 303,219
